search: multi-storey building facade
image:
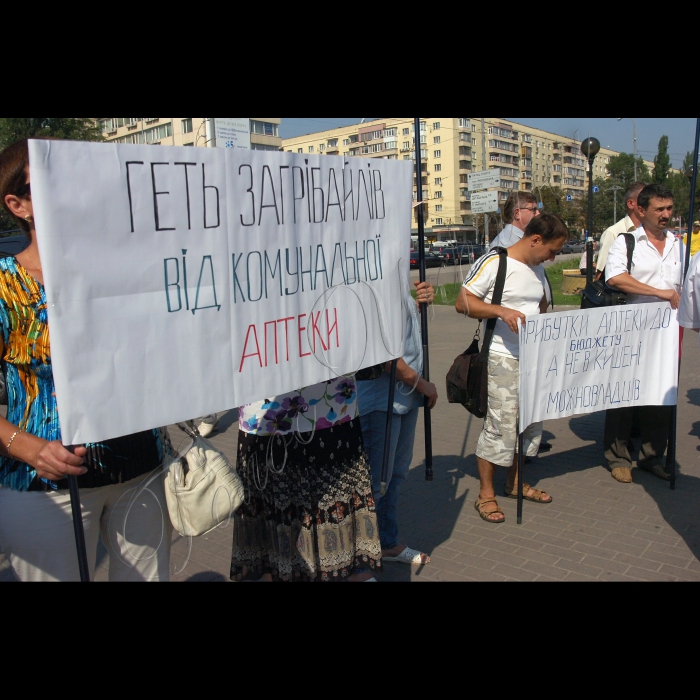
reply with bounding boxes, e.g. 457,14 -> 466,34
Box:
97,118 -> 282,151
282,118 -> 655,243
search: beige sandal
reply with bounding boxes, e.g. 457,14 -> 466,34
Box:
474,497 -> 505,523
504,483 -> 552,503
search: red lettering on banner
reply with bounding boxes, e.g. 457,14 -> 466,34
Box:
326,308 -> 339,348
311,311 -> 329,353
239,324 -> 263,371
298,314 -> 311,357
264,321 -> 278,366
278,316 -> 294,362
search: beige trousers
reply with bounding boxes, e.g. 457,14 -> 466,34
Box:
0,470 -> 171,582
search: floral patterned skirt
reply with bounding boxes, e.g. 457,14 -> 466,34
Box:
231,419 -> 382,582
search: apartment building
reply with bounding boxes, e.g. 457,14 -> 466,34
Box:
282,118 -> 655,243
97,118 -> 282,151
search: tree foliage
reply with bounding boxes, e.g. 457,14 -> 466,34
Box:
0,118 -> 102,150
606,152 -> 650,185
653,135 -> 671,184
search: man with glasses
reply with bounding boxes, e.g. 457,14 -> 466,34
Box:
489,192 -> 540,250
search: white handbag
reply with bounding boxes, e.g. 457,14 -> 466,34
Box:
164,422 -> 245,537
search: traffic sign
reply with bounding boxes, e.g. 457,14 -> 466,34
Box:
471,190 -> 499,214
566,195 -> 573,201
592,186 -> 599,193
468,169 -> 500,191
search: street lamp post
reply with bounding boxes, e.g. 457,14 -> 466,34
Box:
581,137 -> 601,284
611,185 -> 623,223
617,118 -> 638,181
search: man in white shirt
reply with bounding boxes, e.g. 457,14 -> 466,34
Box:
604,184 -> 683,483
456,214 -> 568,523
595,181 -> 646,280
489,191 -> 540,250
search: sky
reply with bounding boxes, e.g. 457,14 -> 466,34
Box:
280,118 -> 697,168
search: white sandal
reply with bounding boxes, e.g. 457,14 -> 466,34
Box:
383,546 -> 430,565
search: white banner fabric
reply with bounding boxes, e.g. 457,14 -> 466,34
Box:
29,141 -> 412,444
518,302 -> 679,432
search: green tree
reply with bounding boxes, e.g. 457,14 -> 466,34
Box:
0,117 -> 102,150
0,118 -> 102,231
653,135 -> 671,184
606,152 -> 650,185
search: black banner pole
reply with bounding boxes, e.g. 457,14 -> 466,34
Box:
380,359 -> 399,496
413,117 -> 433,482
67,474 -> 90,582
517,433 -> 524,525
668,118 -> 700,490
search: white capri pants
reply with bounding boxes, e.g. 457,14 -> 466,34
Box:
0,470 -> 171,582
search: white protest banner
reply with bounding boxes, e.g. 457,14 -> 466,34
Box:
519,302 -> 679,432
29,141 -> 412,444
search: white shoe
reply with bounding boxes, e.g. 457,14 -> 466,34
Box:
198,415 -> 219,437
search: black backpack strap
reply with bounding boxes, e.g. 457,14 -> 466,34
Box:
624,233 -> 635,273
479,248 -> 508,361
543,268 -> 554,309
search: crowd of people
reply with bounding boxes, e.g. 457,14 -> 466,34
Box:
0,137 -> 698,582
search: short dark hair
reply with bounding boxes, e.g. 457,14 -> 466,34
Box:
0,138 -> 30,232
638,183 -> 674,209
523,213 -> 569,242
624,181 -> 647,207
503,191 -> 538,223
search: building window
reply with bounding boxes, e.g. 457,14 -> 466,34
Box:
328,139 -> 338,148
297,148 -> 303,153
385,141 -> 397,150
433,122 -> 440,130
403,127 -> 410,135
472,138 -> 477,145
184,142 -> 194,147
435,204 -> 443,212
435,218 -> 443,225
434,164 -> 442,172
433,136 -> 440,144
434,191 -> 442,199
250,120 -> 279,137
403,141 -> 410,150
181,118 -> 193,134
434,150 -> 441,158
319,144 -> 325,152
343,139 -> 349,146
434,177 -> 442,185
459,118 -> 470,129
308,146 -> 314,153
385,127 -> 397,137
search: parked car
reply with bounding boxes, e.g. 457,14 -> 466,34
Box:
559,240 -> 585,254
410,251 -> 444,269
429,244 -> 452,256
456,244 -> 487,264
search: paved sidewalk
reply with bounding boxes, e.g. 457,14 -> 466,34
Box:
2,304 -> 700,582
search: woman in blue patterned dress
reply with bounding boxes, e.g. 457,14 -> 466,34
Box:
0,139 -> 170,581
232,376 -> 382,582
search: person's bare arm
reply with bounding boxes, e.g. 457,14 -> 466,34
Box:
607,272 -> 680,309
0,336 -> 87,480
456,288 -> 525,332
384,358 -> 438,408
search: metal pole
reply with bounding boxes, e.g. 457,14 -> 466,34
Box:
517,433 -> 524,525
380,359 -> 399,496
413,117 -> 434,482
586,155 -> 595,284
481,118 -> 489,246
67,474 -> 90,581
668,118 -> 700,490
632,118 -> 638,182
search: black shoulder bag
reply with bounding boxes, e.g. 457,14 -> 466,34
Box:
446,248 -> 508,417
581,234 -> 635,309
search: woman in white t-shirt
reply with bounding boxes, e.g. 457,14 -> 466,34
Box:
456,214 -> 568,523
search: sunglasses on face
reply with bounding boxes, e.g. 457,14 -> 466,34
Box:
520,207 -> 538,213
